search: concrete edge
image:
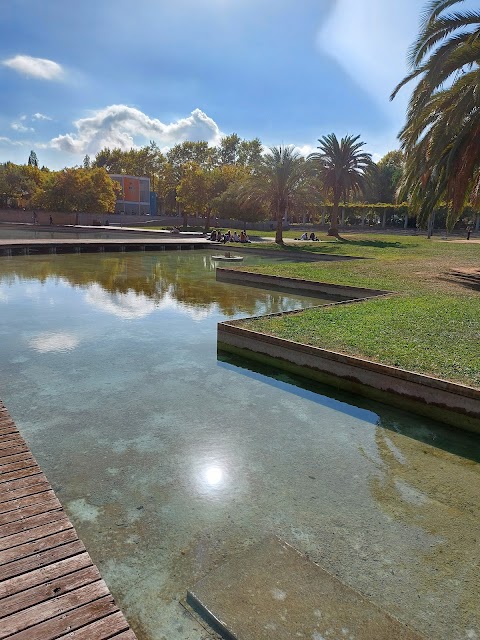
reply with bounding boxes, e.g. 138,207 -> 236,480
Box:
186,590 -> 237,640
216,268 -> 391,299
218,324 -> 480,433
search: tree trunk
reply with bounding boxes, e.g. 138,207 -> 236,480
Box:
204,207 -> 212,233
328,195 -> 340,238
275,202 -> 283,244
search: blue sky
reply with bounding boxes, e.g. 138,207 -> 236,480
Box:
1,0 -> 424,169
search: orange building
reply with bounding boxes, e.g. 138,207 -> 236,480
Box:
110,175 -> 151,215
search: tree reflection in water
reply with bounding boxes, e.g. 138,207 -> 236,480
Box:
0,250 -> 321,320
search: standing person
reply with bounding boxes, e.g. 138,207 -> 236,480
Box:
466,224 -> 472,240
33,211 -> 37,225
49,215 -> 53,225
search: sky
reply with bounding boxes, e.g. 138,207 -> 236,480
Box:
0,0 -> 425,169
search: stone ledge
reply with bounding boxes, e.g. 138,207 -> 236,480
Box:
218,323 -> 480,433
216,268 -> 391,299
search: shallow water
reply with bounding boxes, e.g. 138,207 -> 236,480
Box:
0,250 -> 479,640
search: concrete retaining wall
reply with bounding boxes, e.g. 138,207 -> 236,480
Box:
0,210 -> 150,226
218,324 -> 480,434
216,269 -> 391,300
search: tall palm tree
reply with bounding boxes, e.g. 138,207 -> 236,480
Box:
391,0 -> 480,229
309,134 -> 372,237
239,146 -> 312,244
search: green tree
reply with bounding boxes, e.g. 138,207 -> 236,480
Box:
391,0 -> 480,229
167,141 -> 217,169
239,146 -> 311,244
309,134 -> 373,237
0,162 -> 44,204
28,150 -> 38,167
365,150 -> 404,204
83,154 -> 91,169
31,168 -> 120,213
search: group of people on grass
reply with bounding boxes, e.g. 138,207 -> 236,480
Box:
209,229 -> 251,243
295,232 -> 319,241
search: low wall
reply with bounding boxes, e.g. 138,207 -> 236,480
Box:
216,269 -> 391,299
0,209 -> 150,226
218,324 -> 480,433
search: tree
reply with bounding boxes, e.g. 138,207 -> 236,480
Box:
167,141 -> 217,169
0,162 -> 44,204
83,155 -> 91,169
365,150 -> 404,204
309,134 -> 373,237
391,0 -> 480,229
31,168 -> 120,213
28,150 -> 38,168
239,146 -> 311,244
219,134 -> 242,165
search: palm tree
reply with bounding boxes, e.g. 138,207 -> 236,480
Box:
391,0 -> 480,229
239,146 -> 312,244
309,134 -> 372,237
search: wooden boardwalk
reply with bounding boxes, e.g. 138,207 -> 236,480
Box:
0,401 -> 137,640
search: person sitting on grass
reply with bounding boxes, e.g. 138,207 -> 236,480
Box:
232,231 -> 240,242
240,230 -> 251,243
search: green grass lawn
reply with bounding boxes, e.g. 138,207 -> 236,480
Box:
231,233 -> 480,388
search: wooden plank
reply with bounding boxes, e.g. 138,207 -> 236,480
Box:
0,580 -> 111,639
0,552 -> 92,600
0,495 -> 62,526
114,631 -> 138,640
0,490 -> 55,516
0,515 -> 72,552
0,474 -> 47,495
60,611 -> 129,639
7,596 -> 119,640
0,466 -> 43,484
0,458 -> 38,476
0,453 -> 34,468
0,434 -> 22,444
0,527 -> 79,567
0,567 -> 102,624
0,445 -> 29,459
0,402 -> 137,639
0,480 -> 50,505
0,437 -> 24,450
0,432 -> 19,442
0,539 -> 85,582
0,508 -> 64,540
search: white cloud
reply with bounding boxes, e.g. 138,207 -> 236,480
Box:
33,112 -> 52,121
49,105 -> 223,155
85,283 -> 211,321
11,122 -> 34,132
0,136 -> 25,146
294,144 -> 317,157
2,55 -> 64,80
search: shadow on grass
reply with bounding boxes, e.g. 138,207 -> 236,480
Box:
340,238 -> 415,249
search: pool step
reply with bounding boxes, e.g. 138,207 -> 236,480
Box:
186,537 -> 426,640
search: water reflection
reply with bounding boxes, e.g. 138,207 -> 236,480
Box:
218,352 -> 480,636
0,251 -> 325,321
28,331 -> 81,353
218,352 -> 480,463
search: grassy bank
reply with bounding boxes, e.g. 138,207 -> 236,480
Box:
232,234 -> 480,388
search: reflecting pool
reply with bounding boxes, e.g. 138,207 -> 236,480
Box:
0,250 -> 479,640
